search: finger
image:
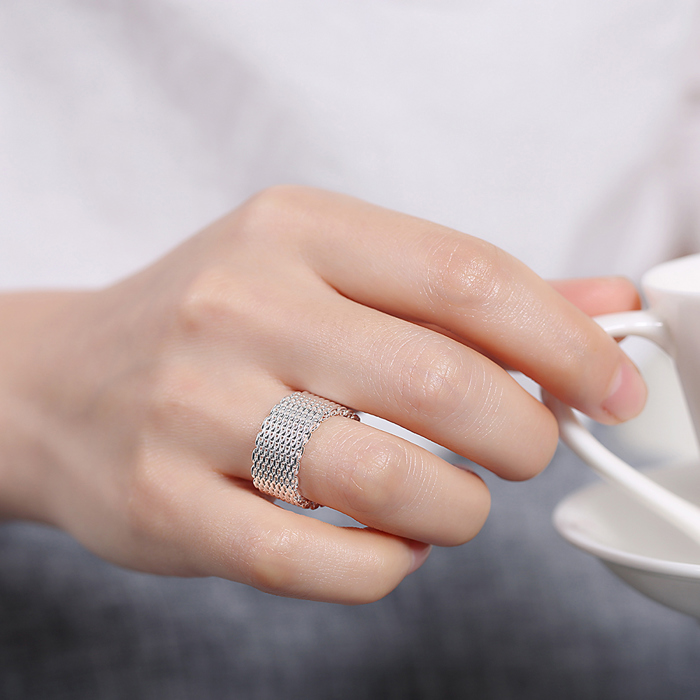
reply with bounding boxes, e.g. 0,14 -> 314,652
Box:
297,416 -> 491,546
142,363 -> 286,471
377,277 -> 642,370
157,287 -> 556,480
266,292 -> 557,479
277,188 -> 646,424
549,277 -> 641,316
119,455 -> 431,604
148,373 -> 491,543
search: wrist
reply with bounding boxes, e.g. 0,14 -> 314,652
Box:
0,291 -> 87,523
0,391 -> 49,522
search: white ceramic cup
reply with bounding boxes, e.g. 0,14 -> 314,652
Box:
543,254 -> 700,543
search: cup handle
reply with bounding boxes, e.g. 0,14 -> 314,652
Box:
542,310 -> 700,545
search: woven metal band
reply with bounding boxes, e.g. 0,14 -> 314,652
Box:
251,391 -> 360,509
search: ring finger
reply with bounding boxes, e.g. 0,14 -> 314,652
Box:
155,363 -> 491,547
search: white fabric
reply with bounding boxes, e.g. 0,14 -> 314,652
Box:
1,0 -> 700,290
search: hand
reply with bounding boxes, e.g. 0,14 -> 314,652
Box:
0,186 -> 646,603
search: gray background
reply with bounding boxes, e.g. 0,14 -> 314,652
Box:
1,447 -> 698,700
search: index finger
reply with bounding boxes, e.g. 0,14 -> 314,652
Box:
283,188 -> 646,424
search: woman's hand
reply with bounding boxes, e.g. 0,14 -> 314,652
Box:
0,186 -> 646,603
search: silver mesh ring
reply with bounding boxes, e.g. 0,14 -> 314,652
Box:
251,392 -> 360,509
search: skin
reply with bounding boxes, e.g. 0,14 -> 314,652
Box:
0,186 -> 646,604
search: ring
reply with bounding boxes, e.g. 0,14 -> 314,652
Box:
251,392 -> 360,509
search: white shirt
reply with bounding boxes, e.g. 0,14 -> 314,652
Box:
1,0 -> 699,289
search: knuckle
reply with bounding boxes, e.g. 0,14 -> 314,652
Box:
235,185 -> 309,243
175,268 -> 277,345
176,267 -> 241,337
340,433 -> 409,516
463,365 -> 507,438
392,336 -> 466,420
242,527 -> 303,594
426,236 -> 509,313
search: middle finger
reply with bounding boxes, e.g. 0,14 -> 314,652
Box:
270,291 -> 558,481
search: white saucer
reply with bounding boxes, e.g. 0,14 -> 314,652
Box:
554,459 -> 700,618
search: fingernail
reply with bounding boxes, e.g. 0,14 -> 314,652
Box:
407,542 -> 432,574
601,357 -> 647,422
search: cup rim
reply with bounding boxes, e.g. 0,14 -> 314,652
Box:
642,254 -> 700,296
